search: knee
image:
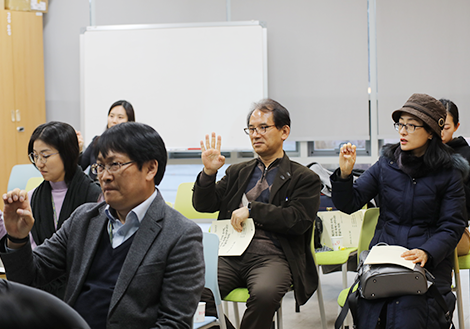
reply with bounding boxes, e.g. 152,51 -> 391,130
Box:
248,284 -> 287,309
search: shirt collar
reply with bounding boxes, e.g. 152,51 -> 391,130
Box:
105,189 -> 158,224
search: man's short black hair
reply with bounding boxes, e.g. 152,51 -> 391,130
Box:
95,122 -> 167,185
246,98 -> 291,129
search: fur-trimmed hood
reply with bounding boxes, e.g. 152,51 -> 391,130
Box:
381,143 -> 470,181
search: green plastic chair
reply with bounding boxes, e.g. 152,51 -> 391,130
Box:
454,248 -> 466,329
223,228 -> 327,329
174,182 -> 219,219
315,209 -> 368,297
222,287 -> 286,329
337,207 -> 380,308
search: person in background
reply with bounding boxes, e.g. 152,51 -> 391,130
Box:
1,122 -> 204,329
78,100 -> 135,180
331,93 -> 468,328
0,122 -> 102,297
440,98 -> 470,255
193,99 -> 320,329
0,122 -> 101,249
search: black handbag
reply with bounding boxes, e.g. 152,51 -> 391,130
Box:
335,246 -> 454,329
358,251 -> 429,300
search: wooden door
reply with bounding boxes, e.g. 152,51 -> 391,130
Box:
0,10 -> 17,193
0,10 -> 45,193
11,11 -> 46,163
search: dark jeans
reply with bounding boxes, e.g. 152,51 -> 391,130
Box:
202,253 -> 292,329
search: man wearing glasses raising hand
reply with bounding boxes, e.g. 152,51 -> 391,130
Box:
193,98 -> 321,329
1,122 -> 204,329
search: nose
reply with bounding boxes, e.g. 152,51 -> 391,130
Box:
399,125 -> 408,134
100,168 -> 113,181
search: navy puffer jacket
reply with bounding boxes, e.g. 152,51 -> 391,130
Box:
331,144 -> 468,329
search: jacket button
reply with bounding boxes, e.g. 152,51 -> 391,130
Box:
390,161 -> 394,164
287,172 -> 291,177
280,175 -> 285,180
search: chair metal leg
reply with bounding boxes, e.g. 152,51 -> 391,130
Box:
232,302 -> 240,329
342,263 -> 348,289
276,301 -> 283,329
315,268 -> 328,329
453,251 -> 465,329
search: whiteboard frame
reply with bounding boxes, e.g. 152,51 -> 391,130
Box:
80,21 -> 268,152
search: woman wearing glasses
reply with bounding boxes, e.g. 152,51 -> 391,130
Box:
25,121 -> 102,249
78,100 -> 135,180
331,94 -> 468,329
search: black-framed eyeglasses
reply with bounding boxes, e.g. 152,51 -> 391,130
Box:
29,152 -> 59,164
394,122 -> 424,133
244,125 -> 275,135
90,161 -> 135,175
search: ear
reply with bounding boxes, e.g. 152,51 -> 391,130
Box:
455,122 -> 461,132
281,125 -> 290,141
145,160 -> 158,182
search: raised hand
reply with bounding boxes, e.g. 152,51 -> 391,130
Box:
76,130 -> 84,153
200,132 -> 225,176
2,189 -> 34,247
339,143 -> 357,179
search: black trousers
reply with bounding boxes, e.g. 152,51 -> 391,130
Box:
202,253 -> 292,329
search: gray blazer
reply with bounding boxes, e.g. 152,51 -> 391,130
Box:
0,192 -> 205,329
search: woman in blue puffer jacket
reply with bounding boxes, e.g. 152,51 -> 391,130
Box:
331,93 -> 468,329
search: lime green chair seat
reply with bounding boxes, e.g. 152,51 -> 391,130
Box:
458,252 -> 470,269
223,288 -> 250,302
337,283 -> 358,307
223,287 -> 285,329
174,182 -> 219,219
315,247 -> 357,266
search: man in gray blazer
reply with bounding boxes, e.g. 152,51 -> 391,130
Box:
1,122 -> 205,329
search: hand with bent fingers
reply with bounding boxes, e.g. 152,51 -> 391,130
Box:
339,143 -> 357,179
231,207 -> 249,233
200,132 -> 225,176
401,248 -> 429,267
2,188 -> 34,248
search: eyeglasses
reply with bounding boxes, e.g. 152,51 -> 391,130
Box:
91,161 -> 135,175
29,152 -> 59,164
394,122 -> 424,133
244,125 -> 275,135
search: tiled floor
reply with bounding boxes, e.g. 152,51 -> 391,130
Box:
225,269 -> 470,329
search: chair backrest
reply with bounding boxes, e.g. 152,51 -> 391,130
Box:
357,207 -> 380,261
174,182 -> 219,219
202,232 -> 222,304
25,177 -> 44,192
7,164 -> 42,192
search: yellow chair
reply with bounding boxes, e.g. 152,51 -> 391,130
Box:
25,177 -> 44,192
174,183 -> 219,219
7,164 -> 42,191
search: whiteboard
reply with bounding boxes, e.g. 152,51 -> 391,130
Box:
80,22 -> 267,151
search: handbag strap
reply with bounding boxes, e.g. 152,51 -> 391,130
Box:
427,284 -> 455,329
335,278 -> 360,329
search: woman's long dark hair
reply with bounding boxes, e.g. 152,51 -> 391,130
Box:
416,123 -> 454,171
28,121 -> 79,184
